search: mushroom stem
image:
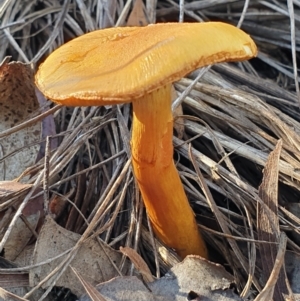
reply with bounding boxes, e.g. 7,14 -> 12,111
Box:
131,84 -> 207,258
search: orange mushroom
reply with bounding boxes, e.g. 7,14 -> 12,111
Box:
36,22 -> 257,259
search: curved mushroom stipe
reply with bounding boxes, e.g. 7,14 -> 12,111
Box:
36,22 -> 257,259
131,84 -> 208,258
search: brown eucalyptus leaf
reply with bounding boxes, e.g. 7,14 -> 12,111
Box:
0,181 -> 32,207
34,88 -> 58,162
0,58 -> 41,181
127,0 -> 148,26
1,212 -> 40,261
13,244 -> 35,268
257,140 -> 293,300
0,181 -> 42,262
0,181 -> 32,197
30,216 -> 125,297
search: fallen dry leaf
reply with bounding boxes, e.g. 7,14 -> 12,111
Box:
127,0 -> 148,26
0,181 -> 42,262
80,255 -> 242,301
1,212 -> 40,261
257,140 -> 294,300
13,244 -> 35,267
34,88 -> 58,162
0,181 -> 32,207
0,181 -> 32,197
30,216 -> 125,297
48,188 -> 75,220
0,58 -> 41,181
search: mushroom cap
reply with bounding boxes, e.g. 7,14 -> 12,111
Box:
35,22 -> 257,106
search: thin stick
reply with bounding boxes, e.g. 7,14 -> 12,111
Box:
43,136 -> 50,214
179,0 -> 184,22
0,105 -> 62,139
287,0 -> 300,106
172,66 -> 211,112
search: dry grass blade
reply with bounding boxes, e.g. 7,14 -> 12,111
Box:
188,144 -> 261,291
120,246 -> 154,282
31,0 -> 71,64
71,267 -> 108,301
257,140 -> 294,300
141,226 -> 180,273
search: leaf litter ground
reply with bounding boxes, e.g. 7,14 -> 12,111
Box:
1,1 -> 300,300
